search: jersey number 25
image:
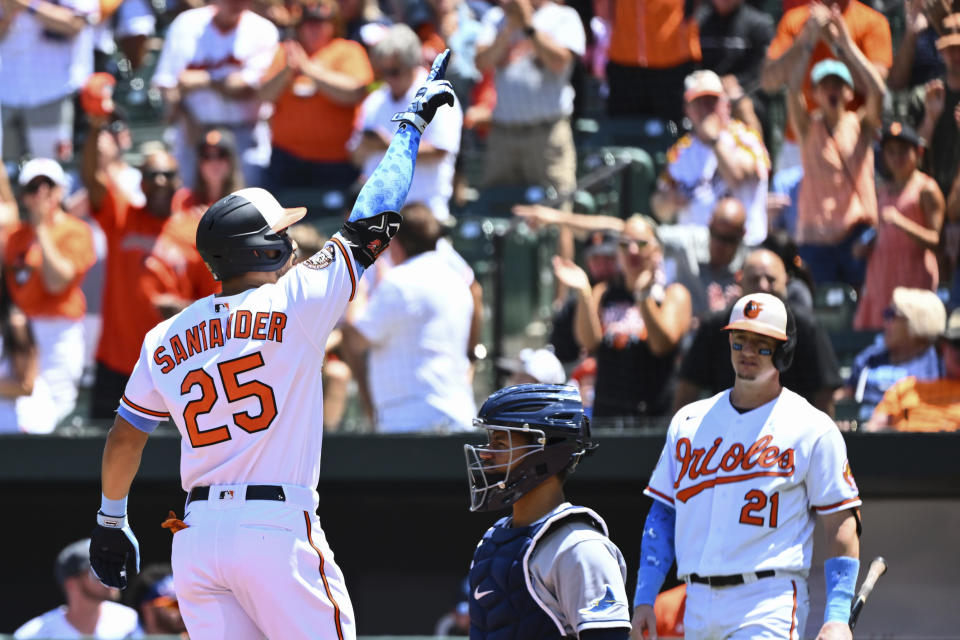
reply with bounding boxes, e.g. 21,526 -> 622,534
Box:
180,352 -> 278,447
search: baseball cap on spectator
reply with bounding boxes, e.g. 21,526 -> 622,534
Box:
55,539 -> 92,585
810,59 -> 853,88
683,70 -> 724,102
936,14 -> 960,50
197,127 -> 238,156
941,308 -> 960,341
584,231 -> 617,258
497,348 -> 566,385
299,0 -> 336,23
18,158 -> 67,189
140,573 -> 178,609
881,120 -> 924,148
724,293 -> 788,341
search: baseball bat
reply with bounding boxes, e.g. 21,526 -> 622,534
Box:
848,556 -> 887,630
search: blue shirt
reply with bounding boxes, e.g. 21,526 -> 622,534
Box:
847,335 -> 942,420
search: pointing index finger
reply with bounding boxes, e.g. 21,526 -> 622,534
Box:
427,49 -> 451,82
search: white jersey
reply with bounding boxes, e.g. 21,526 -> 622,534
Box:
14,602 -> 141,639
119,235 -> 359,492
152,6 -> 278,125
645,388 -> 860,579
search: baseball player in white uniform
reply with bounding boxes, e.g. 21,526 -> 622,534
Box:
631,293 -> 862,640
465,384 -> 632,639
87,52 -> 456,640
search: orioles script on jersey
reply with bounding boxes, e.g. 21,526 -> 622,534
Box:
673,435 -> 796,503
153,311 -> 288,374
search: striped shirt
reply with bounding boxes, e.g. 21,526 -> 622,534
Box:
0,0 -> 98,107
478,2 -> 585,125
873,376 -> 960,432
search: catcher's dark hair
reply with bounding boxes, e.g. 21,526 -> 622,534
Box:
396,202 -> 440,257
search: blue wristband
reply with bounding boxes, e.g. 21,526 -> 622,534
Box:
100,493 -> 128,518
824,556 -> 859,623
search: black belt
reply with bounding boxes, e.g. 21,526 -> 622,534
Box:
688,570 -> 776,587
187,485 -> 286,504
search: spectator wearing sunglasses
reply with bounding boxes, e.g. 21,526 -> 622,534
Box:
80,127 -> 220,422
173,127 -> 245,218
3,158 -> 95,427
260,0 -> 373,192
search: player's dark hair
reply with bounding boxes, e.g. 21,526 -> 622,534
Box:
396,202 -> 440,257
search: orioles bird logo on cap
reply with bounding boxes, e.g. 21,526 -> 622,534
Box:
744,300 -> 763,318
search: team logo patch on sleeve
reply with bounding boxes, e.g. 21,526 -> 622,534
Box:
302,246 -> 335,270
580,585 -> 620,614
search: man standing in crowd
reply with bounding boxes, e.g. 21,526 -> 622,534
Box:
14,539 -> 139,639
351,24 -> 462,222
674,248 -> 842,415
81,121 -> 219,421
0,0 -> 97,161
341,202 -> 476,432
152,0 -> 279,187
475,0 -> 585,201
651,70 -> 769,247
4,159 -> 96,427
633,293 -> 862,640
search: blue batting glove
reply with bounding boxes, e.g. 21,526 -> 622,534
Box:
391,49 -> 455,133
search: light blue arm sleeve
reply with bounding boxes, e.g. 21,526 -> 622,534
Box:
348,124 -> 420,225
117,404 -> 163,434
633,500 -> 677,607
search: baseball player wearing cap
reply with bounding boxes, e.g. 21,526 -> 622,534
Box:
14,539 -> 140,639
631,293 -> 862,640
466,384 -> 632,639
87,51 -> 455,639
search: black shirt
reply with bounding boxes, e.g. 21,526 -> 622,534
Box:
678,303 -> 842,403
696,3 -> 775,90
908,79 -> 960,197
593,282 -> 677,418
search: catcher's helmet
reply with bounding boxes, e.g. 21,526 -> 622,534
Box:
464,384 -> 596,512
196,188 -> 306,281
724,293 -> 797,372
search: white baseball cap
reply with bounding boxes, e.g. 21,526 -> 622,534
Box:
684,70 -> 724,102
498,348 -> 566,385
18,158 -> 67,188
724,293 -> 788,341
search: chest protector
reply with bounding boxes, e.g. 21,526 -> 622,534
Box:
468,505 -> 607,640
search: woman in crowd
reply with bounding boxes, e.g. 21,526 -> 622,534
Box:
0,277 -> 54,434
855,121 -> 943,330
552,215 -> 692,422
172,128 -> 244,218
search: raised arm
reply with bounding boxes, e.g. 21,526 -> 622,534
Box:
783,11 -> 823,139
337,51 -> 455,276
827,7 -> 886,129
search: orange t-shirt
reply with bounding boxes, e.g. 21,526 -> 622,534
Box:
873,376 -> 960,432
767,0 -> 891,142
94,187 -> 220,375
3,215 -> 95,320
654,584 -> 686,637
607,0 -> 701,69
268,38 -> 374,162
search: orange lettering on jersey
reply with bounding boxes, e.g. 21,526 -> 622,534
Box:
234,310 -> 252,339
673,435 -> 797,503
154,346 -> 175,374
268,312 -> 286,342
209,317 -> 225,348
197,320 -> 208,351
185,326 -> 203,357
225,313 -> 232,339
170,335 -> 188,365
252,312 -> 269,341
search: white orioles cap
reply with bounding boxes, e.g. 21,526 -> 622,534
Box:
723,293 -> 788,341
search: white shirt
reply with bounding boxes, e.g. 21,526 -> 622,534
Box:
14,602 -> 141,639
350,67 -> 462,221
120,235 -> 359,492
477,3 -> 585,124
663,121 -> 770,246
354,250 -> 475,432
0,347 -> 56,434
0,0 -> 98,107
152,6 -> 278,125
645,388 -> 861,578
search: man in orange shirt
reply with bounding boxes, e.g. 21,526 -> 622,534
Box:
81,122 -> 219,421
260,0 -> 373,191
867,309 -> 960,432
595,0 -> 701,121
4,158 -> 96,427
761,0 -> 891,170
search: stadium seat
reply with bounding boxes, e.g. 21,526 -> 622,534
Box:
813,282 -> 859,333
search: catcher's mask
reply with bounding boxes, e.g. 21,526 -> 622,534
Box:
464,384 -> 596,512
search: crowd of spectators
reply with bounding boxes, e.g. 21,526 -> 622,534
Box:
0,0 -> 959,436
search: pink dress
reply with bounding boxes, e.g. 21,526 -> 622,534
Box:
855,171 -> 940,329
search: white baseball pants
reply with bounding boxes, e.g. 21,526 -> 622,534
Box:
683,576 -> 809,639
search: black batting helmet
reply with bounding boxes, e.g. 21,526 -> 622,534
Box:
196,188 -> 306,281
464,384 -> 597,512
